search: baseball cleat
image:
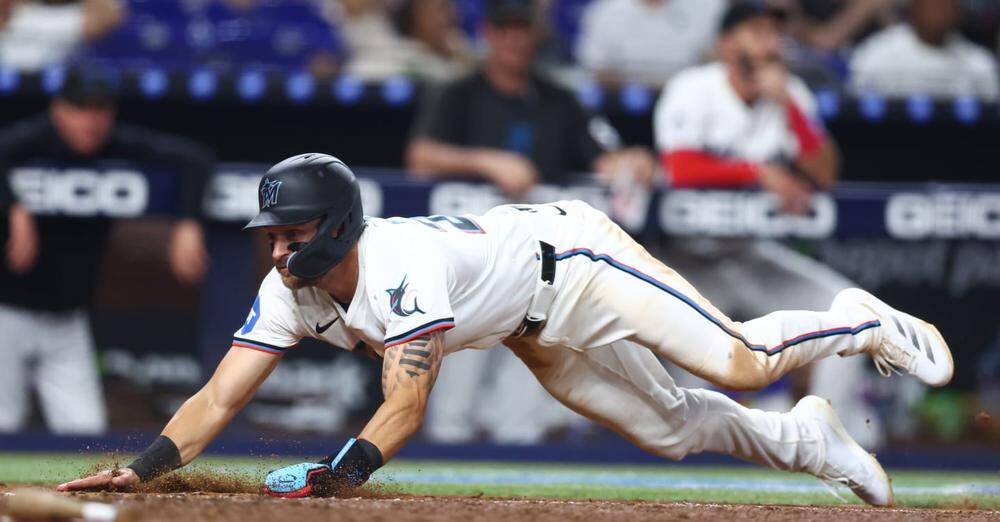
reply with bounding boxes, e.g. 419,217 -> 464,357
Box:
792,395 -> 893,507
833,288 -> 953,387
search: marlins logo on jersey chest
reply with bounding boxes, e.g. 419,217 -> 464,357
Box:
386,275 -> 425,317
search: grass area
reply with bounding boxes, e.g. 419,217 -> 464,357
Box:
2,453 -> 997,509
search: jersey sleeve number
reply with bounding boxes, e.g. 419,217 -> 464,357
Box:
413,215 -> 485,234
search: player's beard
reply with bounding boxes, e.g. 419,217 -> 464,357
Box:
280,272 -> 319,290
277,262 -> 320,290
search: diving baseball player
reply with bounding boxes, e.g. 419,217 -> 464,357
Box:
59,154 -> 953,506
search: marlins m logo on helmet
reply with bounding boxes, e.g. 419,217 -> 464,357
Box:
260,178 -> 283,208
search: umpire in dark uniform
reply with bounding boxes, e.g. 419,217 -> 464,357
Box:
0,67 -> 214,434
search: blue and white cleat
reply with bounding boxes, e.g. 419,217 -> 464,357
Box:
833,288 -> 953,387
792,395 -> 893,507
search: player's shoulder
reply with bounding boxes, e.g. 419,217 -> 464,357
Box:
361,217 -> 458,289
669,63 -> 721,90
438,71 -> 486,99
256,268 -> 305,312
362,217 -> 447,257
529,72 -> 578,107
234,268 -> 310,349
111,123 -> 213,161
660,62 -> 719,103
0,113 -> 53,151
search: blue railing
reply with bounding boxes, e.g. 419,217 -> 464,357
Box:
5,65 -> 1000,125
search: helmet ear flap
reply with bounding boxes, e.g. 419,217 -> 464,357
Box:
246,153 -> 366,278
285,205 -> 365,280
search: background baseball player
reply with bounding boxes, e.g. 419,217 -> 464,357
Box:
0,67 -> 213,435
58,153 -> 952,506
652,3 -> 880,447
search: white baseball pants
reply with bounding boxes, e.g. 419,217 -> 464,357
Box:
0,303 -> 108,434
503,201 -> 883,470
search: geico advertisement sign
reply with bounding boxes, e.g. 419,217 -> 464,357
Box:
659,190 -> 836,238
429,182 -> 611,216
886,192 -> 1000,239
11,167 -> 148,217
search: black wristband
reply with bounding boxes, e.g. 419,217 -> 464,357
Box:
127,435 -> 183,482
319,438 -> 384,488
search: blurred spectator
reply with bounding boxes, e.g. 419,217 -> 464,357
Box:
575,0 -> 727,86
406,0 -> 655,195
392,0 -> 475,80
0,0 -> 125,72
197,0 -> 340,77
774,0 -> 895,52
765,0 -> 894,87
849,0 -> 999,99
335,0 -> 473,81
406,0 -> 654,444
653,2 -> 883,449
0,67 -> 213,434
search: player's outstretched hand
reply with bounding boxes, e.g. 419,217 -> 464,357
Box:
264,462 -> 343,498
56,468 -> 140,492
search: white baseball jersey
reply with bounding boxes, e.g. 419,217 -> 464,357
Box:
654,62 -> 822,163
232,208 -> 539,357
229,200 -> 896,487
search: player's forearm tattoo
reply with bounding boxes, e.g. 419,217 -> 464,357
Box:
381,334 -> 442,398
399,340 -> 433,375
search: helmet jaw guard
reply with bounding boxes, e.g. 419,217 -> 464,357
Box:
285,185 -> 365,280
245,153 -> 366,280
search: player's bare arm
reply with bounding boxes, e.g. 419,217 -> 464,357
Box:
259,333 -> 444,498
360,333 -> 444,461
163,347 -> 281,462
57,347 -> 280,491
797,138 -> 839,189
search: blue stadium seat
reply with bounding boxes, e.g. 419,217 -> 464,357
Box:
89,0 -> 340,73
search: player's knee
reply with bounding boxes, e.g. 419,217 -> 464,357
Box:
657,443 -> 691,461
699,345 -> 776,391
701,369 -> 773,392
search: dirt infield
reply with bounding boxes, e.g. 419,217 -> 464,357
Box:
39,493 -> 1000,521
3,487 -> 998,522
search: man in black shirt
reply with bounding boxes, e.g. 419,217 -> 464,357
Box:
405,0 -> 655,444
0,68 -> 213,434
406,0 -> 654,195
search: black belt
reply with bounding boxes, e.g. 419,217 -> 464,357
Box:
513,241 -> 556,338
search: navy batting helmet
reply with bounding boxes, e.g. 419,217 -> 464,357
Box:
244,153 -> 365,280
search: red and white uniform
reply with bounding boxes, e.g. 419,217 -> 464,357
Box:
655,62 -> 825,185
653,62 -> 880,448
233,200 -> 886,473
